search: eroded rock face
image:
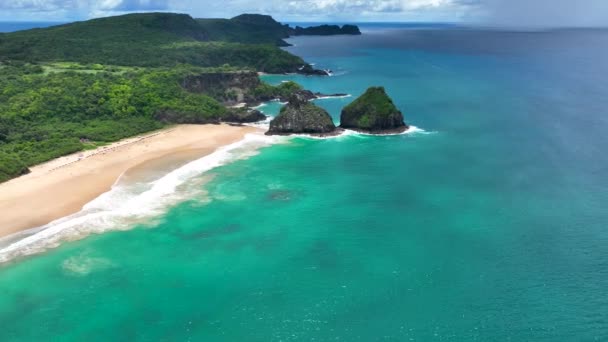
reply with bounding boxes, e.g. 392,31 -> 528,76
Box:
266,93 -> 337,135
222,108 -> 266,123
181,71 -> 261,104
339,87 -> 408,134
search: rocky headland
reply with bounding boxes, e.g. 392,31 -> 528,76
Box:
182,72 -> 347,106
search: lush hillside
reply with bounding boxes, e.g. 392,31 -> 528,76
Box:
198,14 -> 292,46
340,86 -> 407,133
0,13 -> 307,73
0,12 -> 361,182
0,12 -> 363,72
0,62 -> 300,182
0,64 -> 210,181
197,14 -> 361,46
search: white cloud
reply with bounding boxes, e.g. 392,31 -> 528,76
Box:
4,0 -> 605,27
0,0 -> 476,21
169,0 -> 477,22
477,0 -> 608,28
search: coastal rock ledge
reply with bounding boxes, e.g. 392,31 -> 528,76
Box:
266,93 -> 339,136
340,87 -> 408,134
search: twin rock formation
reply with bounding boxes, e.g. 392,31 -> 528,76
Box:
266,87 -> 408,136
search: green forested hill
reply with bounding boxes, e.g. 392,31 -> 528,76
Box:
0,61 -> 308,182
197,14 -> 292,46
0,13 -> 306,73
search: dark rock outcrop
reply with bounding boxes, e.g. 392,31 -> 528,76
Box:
182,71 -> 261,105
341,25 -> 362,35
280,90 -> 348,102
155,107 -> 265,125
291,24 -> 361,36
266,93 -> 338,136
340,87 -> 408,134
296,64 -> 332,76
222,108 -> 266,123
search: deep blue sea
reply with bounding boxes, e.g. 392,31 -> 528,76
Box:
1,24 -> 608,340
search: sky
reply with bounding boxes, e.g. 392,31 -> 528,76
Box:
0,0 -> 606,27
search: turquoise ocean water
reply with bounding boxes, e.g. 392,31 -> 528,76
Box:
1,26 -> 608,340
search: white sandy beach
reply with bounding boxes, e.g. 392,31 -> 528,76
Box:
0,124 -> 261,238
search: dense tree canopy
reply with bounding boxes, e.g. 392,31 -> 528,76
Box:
0,12 -> 333,182
0,64 -> 228,182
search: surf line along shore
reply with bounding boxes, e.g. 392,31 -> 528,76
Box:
0,124 -> 262,238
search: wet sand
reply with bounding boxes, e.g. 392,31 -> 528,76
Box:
0,124 -> 261,237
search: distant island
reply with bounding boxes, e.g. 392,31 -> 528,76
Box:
0,12 -> 365,183
291,24 -> 361,37
199,14 -> 361,47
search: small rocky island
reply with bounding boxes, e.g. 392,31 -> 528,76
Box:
264,86 -> 408,136
340,87 -> 408,134
266,93 -> 339,136
291,24 -> 362,36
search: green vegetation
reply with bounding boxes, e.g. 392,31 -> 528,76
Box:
0,13 -> 308,73
197,14 -> 292,46
343,87 -> 399,120
0,63 -> 304,182
252,81 -> 303,100
340,87 -> 407,132
0,63 -> 229,182
0,12 -> 349,182
0,151 -> 30,182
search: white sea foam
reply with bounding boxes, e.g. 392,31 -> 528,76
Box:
244,116 -> 272,130
313,94 -> 352,100
329,70 -> 349,77
345,125 -> 430,137
0,122 -> 431,263
249,103 -> 265,110
0,133 -> 284,264
291,125 -> 427,140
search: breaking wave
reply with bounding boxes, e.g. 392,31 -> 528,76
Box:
0,133 -> 285,264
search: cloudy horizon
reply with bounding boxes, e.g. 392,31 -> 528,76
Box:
0,0 -> 606,28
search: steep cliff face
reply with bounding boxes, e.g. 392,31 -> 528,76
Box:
340,87 -> 408,134
266,93 -> 338,136
181,71 -> 261,104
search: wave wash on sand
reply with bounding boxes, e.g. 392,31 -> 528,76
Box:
0,132 -> 285,264
0,118 -> 427,264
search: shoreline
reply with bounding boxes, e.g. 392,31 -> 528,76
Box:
0,124 -> 262,238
